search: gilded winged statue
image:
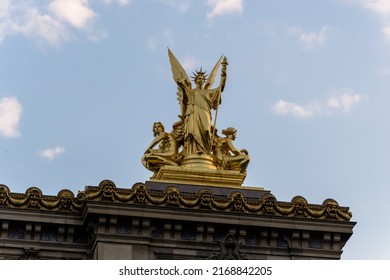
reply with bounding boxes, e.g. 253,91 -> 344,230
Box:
168,49 -> 227,156
141,50 -> 250,176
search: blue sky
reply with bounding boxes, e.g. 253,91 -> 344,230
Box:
1,0 -> 390,259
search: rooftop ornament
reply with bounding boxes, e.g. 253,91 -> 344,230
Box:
142,50 -> 250,186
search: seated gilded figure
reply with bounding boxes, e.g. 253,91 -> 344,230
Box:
142,122 -> 179,174
213,127 -> 250,173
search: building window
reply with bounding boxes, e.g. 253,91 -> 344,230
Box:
40,224 -> 58,241
277,232 -> 289,248
309,232 -> 323,249
213,225 -> 229,242
73,226 -> 88,244
245,227 -> 260,245
117,218 -> 131,234
151,220 -> 163,238
8,222 -> 25,239
181,222 -> 196,241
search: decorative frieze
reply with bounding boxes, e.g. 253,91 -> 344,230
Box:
0,180 -> 352,222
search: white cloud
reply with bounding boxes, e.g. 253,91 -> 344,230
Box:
49,0 -> 96,29
207,0 -> 243,19
288,26 -> 331,50
362,0 -> 390,15
326,90 -> 362,112
102,0 -> 131,6
273,100 -> 320,119
273,89 -> 363,119
0,1 -> 71,46
0,0 -> 129,46
117,0 -> 130,6
39,146 -> 65,160
102,0 -> 130,5
0,0 -> 10,18
11,7 -> 70,46
0,97 -> 22,138
356,0 -> 390,39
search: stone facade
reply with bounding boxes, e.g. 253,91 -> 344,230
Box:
0,180 -> 355,260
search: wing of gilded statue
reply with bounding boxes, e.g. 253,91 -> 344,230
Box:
168,48 -> 191,89
204,55 -> 223,90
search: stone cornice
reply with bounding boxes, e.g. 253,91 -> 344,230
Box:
0,180 -> 352,222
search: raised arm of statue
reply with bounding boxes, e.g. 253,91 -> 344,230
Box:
204,55 -> 227,91
219,56 -> 228,92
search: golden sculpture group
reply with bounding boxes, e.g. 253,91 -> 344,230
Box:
142,50 -> 250,179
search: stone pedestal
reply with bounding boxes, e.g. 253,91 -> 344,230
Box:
152,165 -> 247,188
180,154 -> 217,170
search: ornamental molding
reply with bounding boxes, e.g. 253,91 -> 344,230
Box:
0,181 -> 352,221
